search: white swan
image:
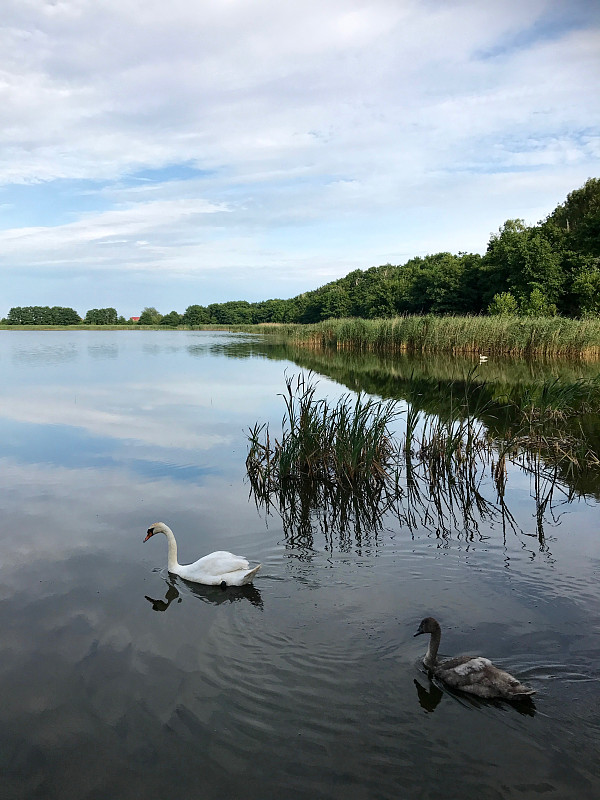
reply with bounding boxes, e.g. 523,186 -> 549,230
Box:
144,522 -> 261,586
414,617 -> 535,699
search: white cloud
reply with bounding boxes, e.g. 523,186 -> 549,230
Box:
0,0 -> 598,309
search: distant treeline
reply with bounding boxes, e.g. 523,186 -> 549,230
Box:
2,306 -> 129,326
3,179 -> 599,327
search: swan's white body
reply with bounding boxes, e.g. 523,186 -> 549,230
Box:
414,617 -> 535,700
144,522 -> 261,586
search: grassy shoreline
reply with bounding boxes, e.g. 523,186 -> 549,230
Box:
3,315 -> 600,358
0,324 -> 237,331
253,316 -> 600,359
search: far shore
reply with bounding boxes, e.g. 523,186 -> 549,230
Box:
3,315 -> 600,359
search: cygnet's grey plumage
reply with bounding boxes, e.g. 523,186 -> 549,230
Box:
414,617 -> 535,699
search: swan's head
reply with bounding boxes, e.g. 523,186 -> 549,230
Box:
144,522 -> 169,542
414,616 -> 441,637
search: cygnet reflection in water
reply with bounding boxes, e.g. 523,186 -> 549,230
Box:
413,675 -> 536,716
414,678 -> 444,712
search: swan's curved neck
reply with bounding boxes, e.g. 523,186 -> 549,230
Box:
161,526 -> 180,572
424,628 -> 441,668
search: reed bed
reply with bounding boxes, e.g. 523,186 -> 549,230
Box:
259,316 -> 600,359
247,371 -> 600,548
246,372 -> 401,492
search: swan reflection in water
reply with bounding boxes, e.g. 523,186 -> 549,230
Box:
145,582 -> 182,612
413,676 -> 536,716
145,576 -> 263,612
413,677 -> 444,712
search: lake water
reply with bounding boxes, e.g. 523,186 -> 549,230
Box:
0,329 -> 598,800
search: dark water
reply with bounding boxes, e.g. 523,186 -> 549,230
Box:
0,330 -> 598,800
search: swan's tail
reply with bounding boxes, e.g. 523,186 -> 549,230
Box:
510,683 -> 536,697
240,564 -> 262,585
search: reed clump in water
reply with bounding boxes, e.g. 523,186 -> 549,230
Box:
246,372 -> 401,493
247,371 -> 600,550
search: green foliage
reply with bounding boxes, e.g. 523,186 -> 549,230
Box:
488,292 -> 518,316
183,304 -> 211,326
520,288 -> 557,317
6,306 -> 81,325
138,306 -> 163,325
160,310 -> 183,326
207,301 -> 253,325
84,307 -> 118,325
571,266 -> 600,316
543,177 -> 600,258
482,220 -> 563,308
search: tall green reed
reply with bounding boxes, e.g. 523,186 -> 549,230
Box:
257,315 -> 600,358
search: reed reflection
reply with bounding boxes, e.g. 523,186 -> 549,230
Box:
247,372 -> 595,554
250,438 -> 578,555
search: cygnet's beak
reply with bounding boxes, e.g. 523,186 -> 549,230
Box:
414,628 -> 424,637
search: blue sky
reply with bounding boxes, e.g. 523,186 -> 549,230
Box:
1,0 -> 599,318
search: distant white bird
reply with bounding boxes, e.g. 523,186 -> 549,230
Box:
144,522 -> 261,586
479,354 -> 488,362
414,617 -> 535,699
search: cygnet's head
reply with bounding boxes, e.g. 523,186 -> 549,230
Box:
144,522 -> 169,542
414,617 -> 441,637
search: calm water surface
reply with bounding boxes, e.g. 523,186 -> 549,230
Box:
0,330 -> 598,800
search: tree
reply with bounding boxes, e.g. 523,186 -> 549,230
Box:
482,220 -> 563,308
543,177 -> 600,258
5,305 -> 80,325
320,285 -> 352,320
183,305 -> 211,326
571,266 -> 600,316
138,307 -> 163,325
488,292 -> 518,316
207,301 -> 253,325
160,311 -> 183,326
84,307 -> 118,325
520,288 -> 557,317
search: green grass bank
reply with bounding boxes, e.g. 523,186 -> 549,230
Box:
255,315 -> 600,358
4,316 -> 600,358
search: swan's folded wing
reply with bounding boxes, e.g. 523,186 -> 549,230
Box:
436,656 -> 493,687
192,550 -> 250,573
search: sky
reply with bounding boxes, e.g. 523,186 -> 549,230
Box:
1,0 -> 599,319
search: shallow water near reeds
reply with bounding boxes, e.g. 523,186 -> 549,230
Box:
0,329 -> 599,800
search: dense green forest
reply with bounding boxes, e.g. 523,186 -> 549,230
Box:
3,178 -> 599,327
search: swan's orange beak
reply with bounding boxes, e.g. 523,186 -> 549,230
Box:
143,528 -> 154,542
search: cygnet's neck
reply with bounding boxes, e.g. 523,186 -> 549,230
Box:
161,526 -> 180,572
424,628 -> 441,668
